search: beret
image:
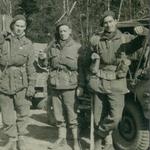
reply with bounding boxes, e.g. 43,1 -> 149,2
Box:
101,10 -> 116,26
10,15 -> 26,30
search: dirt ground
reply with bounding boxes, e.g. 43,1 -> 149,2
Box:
0,109 -> 90,150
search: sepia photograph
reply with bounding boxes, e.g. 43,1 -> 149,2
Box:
0,0 -> 149,150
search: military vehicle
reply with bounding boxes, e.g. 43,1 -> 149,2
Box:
32,43 -> 56,125
32,43 -> 48,109
0,3 -> 149,149
113,18 -> 150,150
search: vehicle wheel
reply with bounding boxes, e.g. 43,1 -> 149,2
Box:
113,101 -> 149,150
31,98 -> 47,109
37,98 -> 47,110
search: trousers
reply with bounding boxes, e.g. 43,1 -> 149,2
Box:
0,89 -> 30,139
51,89 -> 78,129
94,92 -> 124,138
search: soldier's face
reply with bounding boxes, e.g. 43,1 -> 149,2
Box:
59,25 -> 72,41
13,20 -> 26,37
103,16 -> 117,33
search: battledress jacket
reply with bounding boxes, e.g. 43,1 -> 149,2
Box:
79,29 -> 148,94
47,37 -> 81,90
0,33 -> 36,95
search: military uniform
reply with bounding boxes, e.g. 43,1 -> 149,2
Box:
0,31 -> 35,141
87,29 -> 147,142
48,37 -> 80,127
47,36 -> 81,149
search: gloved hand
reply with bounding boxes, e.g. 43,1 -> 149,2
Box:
76,87 -> 84,97
26,86 -> 35,98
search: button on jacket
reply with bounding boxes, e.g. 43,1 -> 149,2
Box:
0,33 -> 36,95
88,29 -> 146,94
47,37 -> 81,90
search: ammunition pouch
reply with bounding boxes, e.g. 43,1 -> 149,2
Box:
87,72 -> 128,94
97,69 -> 116,80
48,69 -> 77,89
87,74 -> 112,93
87,65 -> 127,93
116,59 -> 130,79
10,65 -> 28,88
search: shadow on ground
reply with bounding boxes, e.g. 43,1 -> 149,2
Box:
27,122 -> 57,143
28,111 -> 90,150
30,112 -> 49,124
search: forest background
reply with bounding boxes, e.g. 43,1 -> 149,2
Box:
0,0 -> 149,43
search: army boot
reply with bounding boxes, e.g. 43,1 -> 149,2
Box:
4,137 -> 17,150
72,128 -> 82,150
48,127 -> 67,149
103,132 -> 114,150
17,136 -> 26,150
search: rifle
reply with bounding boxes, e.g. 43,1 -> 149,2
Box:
133,36 -> 149,84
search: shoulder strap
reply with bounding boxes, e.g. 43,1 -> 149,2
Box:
1,37 -> 11,61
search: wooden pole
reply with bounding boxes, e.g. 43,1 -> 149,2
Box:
90,94 -> 95,150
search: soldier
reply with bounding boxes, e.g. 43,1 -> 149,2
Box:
82,11 -> 148,150
0,15 -> 36,150
47,18 -> 81,150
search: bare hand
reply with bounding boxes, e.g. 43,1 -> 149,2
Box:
134,26 -> 144,35
91,53 -> 100,60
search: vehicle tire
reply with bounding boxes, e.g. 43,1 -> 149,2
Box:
113,100 -> 149,150
37,98 -> 47,110
31,98 -> 47,109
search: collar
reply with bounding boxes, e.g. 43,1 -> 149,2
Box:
11,32 -> 25,40
56,36 -> 74,49
101,29 -> 122,40
4,32 -> 28,45
5,32 -> 25,40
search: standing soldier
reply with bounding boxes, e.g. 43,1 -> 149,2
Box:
0,15 -> 36,150
84,11 -> 148,150
47,18 -> 81,150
